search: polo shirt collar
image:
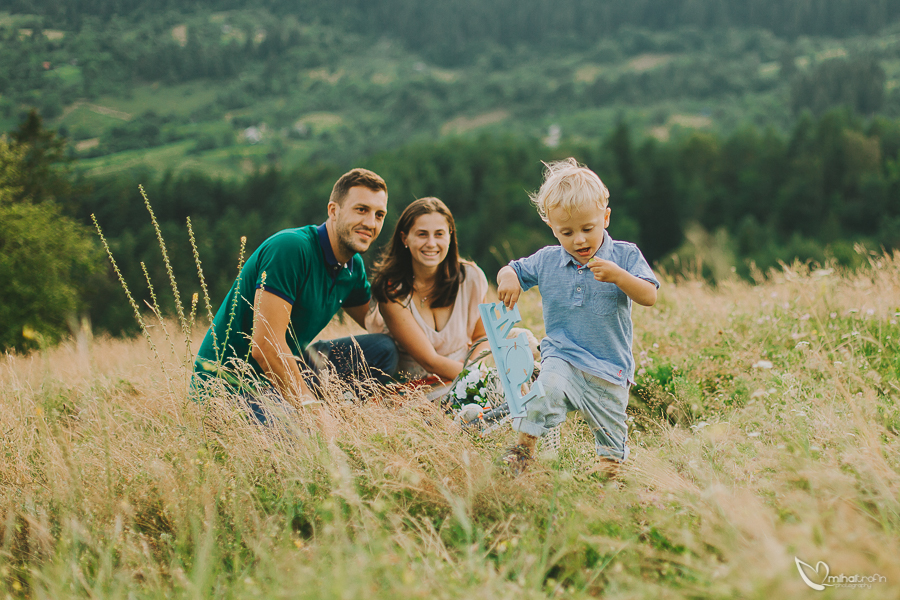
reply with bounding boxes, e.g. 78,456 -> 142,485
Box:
317,222 -> 354,275
558,229 -> 613,267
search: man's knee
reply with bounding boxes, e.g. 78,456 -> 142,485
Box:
360,333 -> 398,379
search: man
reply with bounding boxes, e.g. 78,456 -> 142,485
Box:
194,168 -> 398,420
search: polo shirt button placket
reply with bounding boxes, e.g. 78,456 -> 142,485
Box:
574,264 -> 585,306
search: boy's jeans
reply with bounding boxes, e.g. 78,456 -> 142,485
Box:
513,357 -> 630,462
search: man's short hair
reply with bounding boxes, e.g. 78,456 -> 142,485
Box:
329,168 -> 387,205
530,158 -> 610,223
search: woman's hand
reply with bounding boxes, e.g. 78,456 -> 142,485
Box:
497,266 -> 522,309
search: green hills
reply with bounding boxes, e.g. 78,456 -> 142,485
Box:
2,3 -> 899,177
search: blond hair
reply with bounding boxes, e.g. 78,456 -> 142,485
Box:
529,158 -> 610,223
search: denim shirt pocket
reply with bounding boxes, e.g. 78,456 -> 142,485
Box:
590,283 -> 619,316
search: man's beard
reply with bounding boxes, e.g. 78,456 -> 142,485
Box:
335,220 -> 373,257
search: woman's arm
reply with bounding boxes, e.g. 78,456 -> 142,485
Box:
379,300 -> 464,380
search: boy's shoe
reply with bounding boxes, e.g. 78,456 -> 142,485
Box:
499,444 -> 533,476
587,457 -> 622,480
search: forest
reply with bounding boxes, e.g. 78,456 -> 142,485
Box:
2,0 -> 900,350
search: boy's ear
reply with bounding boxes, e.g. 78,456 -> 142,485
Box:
604,207 -> 611,228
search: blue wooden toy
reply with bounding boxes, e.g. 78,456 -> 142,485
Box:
478,302 -> 544,419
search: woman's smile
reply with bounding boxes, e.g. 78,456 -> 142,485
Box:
403,212 -> 452,267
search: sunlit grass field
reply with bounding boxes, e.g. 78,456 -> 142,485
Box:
1,256 -> 899,598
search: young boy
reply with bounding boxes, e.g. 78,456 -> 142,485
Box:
496,158 -> 659,475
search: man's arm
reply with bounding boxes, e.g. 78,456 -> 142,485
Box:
250,288 -> 316,405
588,259 -> 657,306
342,302 -> 370,330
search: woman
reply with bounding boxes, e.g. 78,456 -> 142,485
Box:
366,197 -> 489,381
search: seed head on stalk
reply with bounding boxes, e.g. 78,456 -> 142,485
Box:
92,214 -> 173,389
187,217 -> 219,362
140,184 -> 189,346
141,261 -> 178,363
217,235 -> 248,371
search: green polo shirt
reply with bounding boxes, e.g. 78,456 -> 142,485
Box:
194,223 -> 370,384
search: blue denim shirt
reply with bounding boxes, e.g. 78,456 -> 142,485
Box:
509,230 -> 659,387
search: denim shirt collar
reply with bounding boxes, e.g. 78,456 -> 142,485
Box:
558,229 -> 613,268
317,222 -> 353,277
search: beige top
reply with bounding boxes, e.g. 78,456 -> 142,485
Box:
365,262 -> 489,379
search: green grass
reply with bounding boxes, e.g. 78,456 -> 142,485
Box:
95,81 -> 221,118
56,104 -> 128,134
78,140 -> 196,177
0,11 -> 38,28
50,64 -> 82,87
1,252 -> 898,597
75,135 -> 303,178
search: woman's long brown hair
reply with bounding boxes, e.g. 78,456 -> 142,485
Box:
370,197 -> 466,308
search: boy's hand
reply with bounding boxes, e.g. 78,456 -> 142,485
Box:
497,266 -> 522,309
587,257 -> 658,307
587,258 -> 624,284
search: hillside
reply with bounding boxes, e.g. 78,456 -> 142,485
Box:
5,1 -> 900,349
2,3 -> 900,177
1,257 -> 897,597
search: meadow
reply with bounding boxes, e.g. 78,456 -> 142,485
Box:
1,254 -> 899,598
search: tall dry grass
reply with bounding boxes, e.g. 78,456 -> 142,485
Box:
1,255 -> 899,598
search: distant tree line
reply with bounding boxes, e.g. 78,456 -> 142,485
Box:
63,108 -> 900,339
791,56 -> 887,116
15,0 -> 900,65
3,108 -> 899,349
0,15 -> 336,119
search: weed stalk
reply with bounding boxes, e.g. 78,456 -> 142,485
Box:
141,261 -> 178,364
187,216 -> 219,362
91,214 -> 173,388
139,184 -> 189,351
